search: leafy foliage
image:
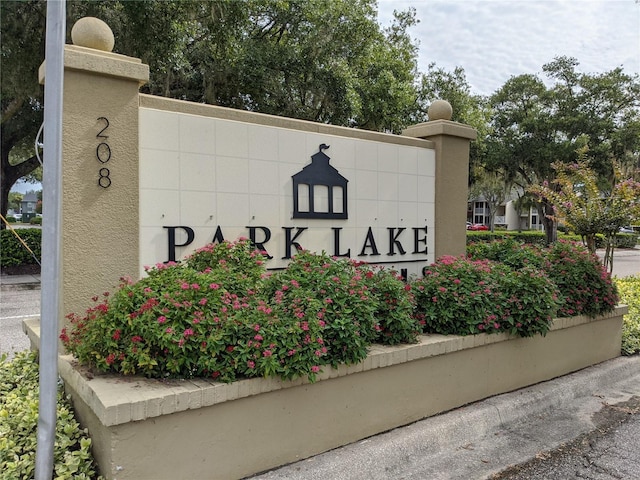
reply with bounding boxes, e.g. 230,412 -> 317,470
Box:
1,0 -> 426,222
466,230 -> 582,246
615,275 -> 640,356
530,148 -> 640,269
0,228 -> 41,268
363,266 -> 420,345
467,239 -> 619,318
486,57 -> 640,243
63,237 -> 621,382
62,241 -> 418,382
469,167 -> 512,231
412,256 -> 560,338
466,237 -> 544,270
543,240 -> 619,317
0,351 -> 102,479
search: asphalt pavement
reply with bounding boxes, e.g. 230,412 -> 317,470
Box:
1,247 -> 640,479
0,273 -> 40,359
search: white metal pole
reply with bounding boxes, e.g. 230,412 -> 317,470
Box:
35,0 -> 65,478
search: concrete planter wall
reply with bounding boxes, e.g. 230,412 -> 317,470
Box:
23,307 -> 625,480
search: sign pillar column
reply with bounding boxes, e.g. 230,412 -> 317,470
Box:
39,17 -> 149,324
403,100 -> 476,259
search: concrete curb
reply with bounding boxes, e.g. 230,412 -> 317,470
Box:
1,282 -> 41,292
0,275 -> 41,292
251,356 -> 640,480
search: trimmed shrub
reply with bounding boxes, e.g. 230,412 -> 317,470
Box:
63,237 -> 621,384
615,275 -> 640,355
0,351 -> 101,479
29,216 -> 42,225
466,237 -> 544,270
412,256 -> 560,337
362,265 -> 420,345
467,239 -> 618,318
543,240 -> 618,317
62,242 -> 417,382
610,233 -> 637,249
0,228 -> 41,268
467,230 -> 582,246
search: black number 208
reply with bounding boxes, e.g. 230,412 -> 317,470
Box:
96,117 -> 111,188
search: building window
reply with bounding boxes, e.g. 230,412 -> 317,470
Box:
473,201 -> 488,225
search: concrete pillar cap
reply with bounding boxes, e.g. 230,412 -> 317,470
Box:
428,100 -> 453,121
71,17 -> 114,52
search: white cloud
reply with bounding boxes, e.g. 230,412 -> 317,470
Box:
378,0 -> 640,95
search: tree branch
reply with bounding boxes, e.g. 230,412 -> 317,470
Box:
1,98 -> 25,126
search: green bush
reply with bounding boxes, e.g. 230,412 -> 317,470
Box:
543,240 -> 618,317
608,233 -> 637,249
62,241 -> 417,383
29,216 -> 42,225
412,256 -> 560,337
0,351 -> 102,479
615,275 -> 640,355
466,237 -> 544,270
363,266 -> 420,345
62,237 -> 622,383
467,239 -> 618,318
0,228 -> 41,268
6,216 -> 17,223
262,252 -> 376,368
63,241 -> 269,382
466,230 -> 582,246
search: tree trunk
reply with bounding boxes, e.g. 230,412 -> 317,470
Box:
583,234 -> 597,254
603,235 -> 616,274
0,176 -> 10,230
540,200 -> 557,245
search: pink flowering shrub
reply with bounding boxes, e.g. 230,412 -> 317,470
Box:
61,237 -> 617,383
262,251 -> 417,367
61,241 -> 416,382
542,240 -> 618,317
184,237 -> 267,294
361,265 -> 421,345
412,256 -> 560,337
467,239 -> 618,318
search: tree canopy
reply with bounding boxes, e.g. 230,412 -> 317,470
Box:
1,0 -> 427,222
484,57 -> 640,242
3,1 -> 639,246
530,147 -> 640,271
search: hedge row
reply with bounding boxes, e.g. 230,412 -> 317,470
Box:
616,275 -> 640,355
0,228 -> 42,268
467,230 -> 638,248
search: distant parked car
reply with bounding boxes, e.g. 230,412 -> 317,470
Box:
13,213 -> 22,221
468,223 -> 489,231
466,222 -> 472,229
619,226 -> 635,234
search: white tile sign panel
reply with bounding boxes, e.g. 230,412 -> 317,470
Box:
139,108 -> 436,277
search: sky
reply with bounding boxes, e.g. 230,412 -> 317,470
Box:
377,0 -> 640,96
11,180 -> 40,195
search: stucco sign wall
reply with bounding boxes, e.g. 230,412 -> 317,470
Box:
139,103 -> 436,277
42,25 -> 472,324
